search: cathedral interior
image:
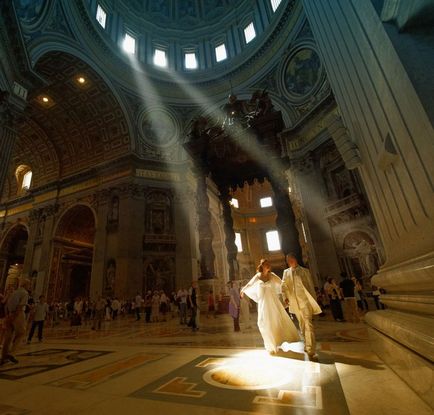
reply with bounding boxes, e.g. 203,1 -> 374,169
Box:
0,0 -> 433,414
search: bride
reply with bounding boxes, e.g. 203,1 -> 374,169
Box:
241,258 -> 299,354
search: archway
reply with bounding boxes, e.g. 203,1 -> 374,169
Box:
0,224 -> 29,291
47,205 -> 95,302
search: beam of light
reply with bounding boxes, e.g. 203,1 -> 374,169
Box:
124,54 -> 193,207
160,67 -> 290,189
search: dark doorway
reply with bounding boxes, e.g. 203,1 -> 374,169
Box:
69,265 -> 91,299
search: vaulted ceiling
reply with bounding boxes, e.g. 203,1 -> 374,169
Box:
3,51 -> 131,199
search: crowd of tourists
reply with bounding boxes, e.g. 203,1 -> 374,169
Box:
0,269 -> 384,365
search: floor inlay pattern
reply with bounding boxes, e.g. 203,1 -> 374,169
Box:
49,352 -> 167,390
0,349 -> 111,380
131,353 -> 350,414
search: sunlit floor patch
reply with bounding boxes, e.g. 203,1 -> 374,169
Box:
131,353 -> 350,414
203,356 -> 295,390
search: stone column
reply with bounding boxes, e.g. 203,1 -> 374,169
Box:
115,184 -> 144,299
0,92 -> 16,197
218,186 -> 238,281
90,192 -> 109,299
303,0 -> 434,406
195,174 -> 215,279
268,172 -> 302,261
38,204 -> 59,298
174,183 -> 197,288
22,210 -> 40,281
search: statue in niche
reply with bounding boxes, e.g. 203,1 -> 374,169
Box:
151,209 -> 165,234
37,216 -> 45,239
344,232 -> 378,277
145,191 -> 172,235
332,167 -> 354,199
108,196 -> 119,224
143,256 -> 175,293
353,239 -> 377,276
105,260 -> 116,293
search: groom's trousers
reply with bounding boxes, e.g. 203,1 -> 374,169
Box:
297,304 -> 315,354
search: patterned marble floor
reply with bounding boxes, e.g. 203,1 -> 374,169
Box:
0,313 -> 431,415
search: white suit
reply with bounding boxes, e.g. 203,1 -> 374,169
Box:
281,265 -> 321,354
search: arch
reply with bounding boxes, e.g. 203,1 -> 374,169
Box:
48,204 -> 96,301
0,223 -> 29,291
54,203 -> 97,239
29,42 -> 135,148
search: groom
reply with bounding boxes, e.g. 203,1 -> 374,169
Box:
281,253 -> 322,358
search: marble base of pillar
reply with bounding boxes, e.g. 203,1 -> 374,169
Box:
365,252 -> 434,409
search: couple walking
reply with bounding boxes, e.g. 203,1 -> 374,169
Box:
241,253 -> 321,358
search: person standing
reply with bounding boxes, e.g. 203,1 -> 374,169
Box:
144,291 -> 152,323
1,279 -> 31,364
0,290 -> 8,346
92,296 -> 106,330
71,296 -> 83,337
177,287 -> 188,324
151,291 -> 160,322
134,292 -> 142,321
27,295 -> 49,343
372,285 -> 384,310
188,281 -> 199,331
228,282 -> 241,332
239,286 -> 252,329
326,278 -> 344,322
241,259 -> 299,354
111,297 -> 120,320
340,274 -> 360,323
159,291 -> 168,322
281,253 -> 322,359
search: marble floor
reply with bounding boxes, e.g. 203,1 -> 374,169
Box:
0,312 -> 431,415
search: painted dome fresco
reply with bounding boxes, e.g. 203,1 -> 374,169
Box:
120,0 -> 246,30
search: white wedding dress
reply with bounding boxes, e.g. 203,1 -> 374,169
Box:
241,272 -> 299,353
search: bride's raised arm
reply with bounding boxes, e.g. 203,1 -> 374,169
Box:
240,273 -> 259,295
240,273 -> 260,302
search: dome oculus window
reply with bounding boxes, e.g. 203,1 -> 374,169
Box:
123,33 -> 136,54
154,48 -> 167,67
235,232 -> 243,252
266,230 -> 281,251
96,4 -> 107,28
260,197 -> 273,208
244,22 -> 256,44
185,52 -> 198,69
270,0 -> 282,12
215,43 -> 227,62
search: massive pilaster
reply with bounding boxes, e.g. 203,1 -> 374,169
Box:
195,174 -> 216,279
0,92 -> 16,198
303,0 -> 434,406
218,186 -> 238,281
